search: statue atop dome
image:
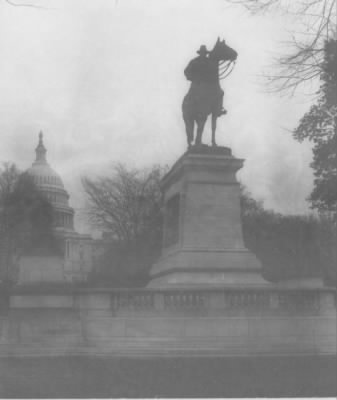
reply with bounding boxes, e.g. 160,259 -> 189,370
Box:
34,131 -> 47,165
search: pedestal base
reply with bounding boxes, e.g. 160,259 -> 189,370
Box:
149,248 -> 267,287
148,147 -> 267,288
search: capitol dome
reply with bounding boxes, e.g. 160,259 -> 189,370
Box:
27,132 -> 75,232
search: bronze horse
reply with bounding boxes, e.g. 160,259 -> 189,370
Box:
182,38 -> 237,147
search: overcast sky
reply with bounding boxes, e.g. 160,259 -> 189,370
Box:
0,0 -> 317,232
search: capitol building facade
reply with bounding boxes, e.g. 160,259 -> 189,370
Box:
18,133 -> 96,284
27,132 -> 75,233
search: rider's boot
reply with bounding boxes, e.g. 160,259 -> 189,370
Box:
218,108 -> 227,117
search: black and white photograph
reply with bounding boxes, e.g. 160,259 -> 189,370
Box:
0,0 -> 336,397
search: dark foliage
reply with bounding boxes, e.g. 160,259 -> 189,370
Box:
241,189 -> 336,286
293,40 -> 337,216
89,239 -> 160,288
0,165 -> 55,284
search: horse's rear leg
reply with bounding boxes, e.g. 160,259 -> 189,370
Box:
211,113 -> 217,146
195,119 -> 206,146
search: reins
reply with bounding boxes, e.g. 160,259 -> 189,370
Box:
218,60 -> 236,80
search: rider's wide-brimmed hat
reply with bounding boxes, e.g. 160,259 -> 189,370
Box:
197,45 -> 209,55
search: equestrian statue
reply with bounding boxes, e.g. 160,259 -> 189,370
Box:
182,38 -> 237,147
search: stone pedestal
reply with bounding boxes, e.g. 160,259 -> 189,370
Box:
148,147 -> 267,287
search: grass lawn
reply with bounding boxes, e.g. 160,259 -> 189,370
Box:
0,355 -> 336,398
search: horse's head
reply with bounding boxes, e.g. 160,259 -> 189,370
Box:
210,37 -> 238,62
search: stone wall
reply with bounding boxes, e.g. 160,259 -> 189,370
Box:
0,287 -> 336,357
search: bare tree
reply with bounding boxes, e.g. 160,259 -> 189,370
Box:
228,0 -> 336,94
3,0 -> 51,9
82,164 -> 166,286
82,164 -> 164,244
0,163 -> 20,202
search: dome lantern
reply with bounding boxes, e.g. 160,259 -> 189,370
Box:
34,131 -> 47,165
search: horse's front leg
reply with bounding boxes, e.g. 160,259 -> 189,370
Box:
195,118 -> 206,146
211,113 -> 217,146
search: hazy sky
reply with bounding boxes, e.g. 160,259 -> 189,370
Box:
0,0 -> 317,232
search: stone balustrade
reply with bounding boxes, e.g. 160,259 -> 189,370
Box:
111,291 -> 155,310
2,285 -> 336,357
163,291 -> 207,309
8,285 -> 336,316
108,287 -> 333,313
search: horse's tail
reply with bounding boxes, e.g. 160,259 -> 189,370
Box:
182,91 -> 198,124
182,93 -> 195,145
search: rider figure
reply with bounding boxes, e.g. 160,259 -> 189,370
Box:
184,45 -> 212,83
184,45 -> 227,116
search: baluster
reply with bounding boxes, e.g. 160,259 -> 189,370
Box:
261,293 -> 266,308
245,293 -> 250,307
111,294 -> 116,310
230,293 -> 234,307
250,293 -> 256,308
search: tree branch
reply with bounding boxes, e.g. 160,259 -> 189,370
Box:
4,0 -> 51,9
